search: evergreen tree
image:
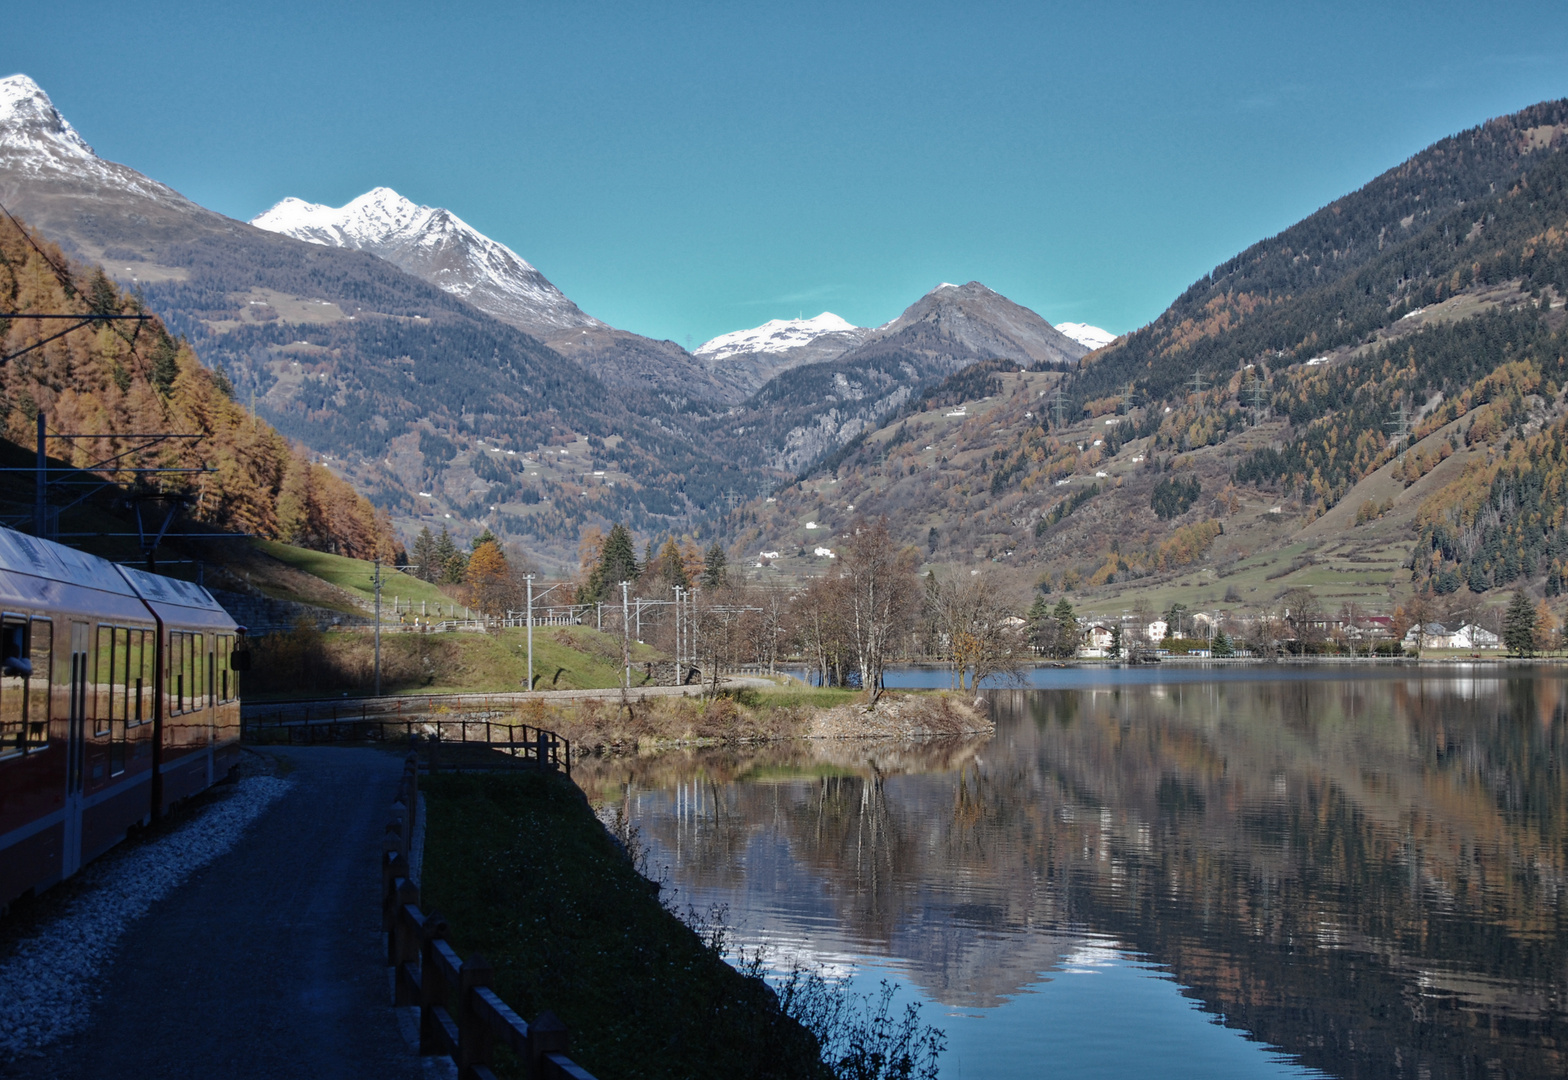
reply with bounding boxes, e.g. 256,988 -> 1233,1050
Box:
470,528 -> 500,551
1504,588 -> 1538,656
583,523 -> 639,602
150,332 -> 180,396
927,526 -> 939,555
411,527 -> 437,582
701,541 -> 728,588
1109,624 -> 1123,659
1212,630 -> 1234,657
1051,598 -> 1078,658
433,527 -> 466,584
1026,594 -> 1051,654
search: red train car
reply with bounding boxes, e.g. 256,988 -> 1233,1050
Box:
0,527 -> 243,909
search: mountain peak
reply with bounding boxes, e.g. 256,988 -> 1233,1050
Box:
0,73 -> 95,161
1054,322 -> 1117,350
253,188 -> 601,335
696,312 -> 862,361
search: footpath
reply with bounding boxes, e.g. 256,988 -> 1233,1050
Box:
5,748 -> 423,1080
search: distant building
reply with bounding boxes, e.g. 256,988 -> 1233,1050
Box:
1453,623 -> 1501,649
1084,624 -> 1115,650
1400,622 -> 1497,649
1146,619 -> 1169,643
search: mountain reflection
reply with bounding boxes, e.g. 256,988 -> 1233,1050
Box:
577,671 -> 1568,1079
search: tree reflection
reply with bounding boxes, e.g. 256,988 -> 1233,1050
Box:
579,672 -> 1568,1079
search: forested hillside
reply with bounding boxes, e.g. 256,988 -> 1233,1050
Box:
732,99 -> 1568,622
1073,99 -> 1568,406
0,213 -> 398,559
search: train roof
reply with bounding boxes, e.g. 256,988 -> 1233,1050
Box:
118,564 -> 230,619
0,526 -> 142,598
0,526 -> 233,627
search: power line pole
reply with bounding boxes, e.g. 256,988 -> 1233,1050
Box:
1121,381 -> 1134,414
1387,401 -> 1412,461
621,579 -> 631,691
372,558 -> 383,697
1050,388 -> 1068,429
524,573 -> 535,692
1248,377 -> 1269,418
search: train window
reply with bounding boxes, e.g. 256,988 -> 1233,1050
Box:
190,633 -> 205,706
130,629 -> 150,725
0,619 -> 26,759
28,619 -> 50,751
217,633 -> 238,703
169,632 -> 185,714
94,626 -> 113,737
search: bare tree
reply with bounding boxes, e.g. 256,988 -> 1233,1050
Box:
926,570 -> 1026,692
840,519 -> 921,702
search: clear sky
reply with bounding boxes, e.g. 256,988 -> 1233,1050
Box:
7,2 -> 1568,347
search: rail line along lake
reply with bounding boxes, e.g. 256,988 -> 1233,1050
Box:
578,666 -> 1568,1080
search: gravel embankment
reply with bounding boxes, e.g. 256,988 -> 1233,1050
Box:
0,769 -> 291,1060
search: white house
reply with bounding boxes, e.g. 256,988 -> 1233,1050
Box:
1146,619 -> 1169,643
1453,623 -> 1501,649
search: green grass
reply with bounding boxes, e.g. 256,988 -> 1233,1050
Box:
253,538 -> 455,608
420,772 -> 828,1080
246,624 -> 667,699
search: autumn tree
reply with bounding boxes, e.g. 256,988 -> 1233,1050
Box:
464,539 -> 517,618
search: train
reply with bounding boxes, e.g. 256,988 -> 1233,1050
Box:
0,525 -> 246,910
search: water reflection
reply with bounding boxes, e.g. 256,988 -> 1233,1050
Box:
577,669 -> 1568,1079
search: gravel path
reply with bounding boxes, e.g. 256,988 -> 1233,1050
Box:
1,747 -> 424,1080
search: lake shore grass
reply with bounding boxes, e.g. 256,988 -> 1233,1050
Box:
419,769 -> 830,1080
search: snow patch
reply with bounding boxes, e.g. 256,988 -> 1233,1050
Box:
1054,322 -> 1117,350
695,313 -> 861,361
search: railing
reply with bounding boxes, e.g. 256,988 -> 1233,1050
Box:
384,753 -> 598,1080
246,713 -> 571,778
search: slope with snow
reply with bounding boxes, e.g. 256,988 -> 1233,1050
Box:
697,312 -> 866,361
0,74 -> 204,215
1054,322 -> 1117,351
693,312 -> 869,397
253,188 -> 600,336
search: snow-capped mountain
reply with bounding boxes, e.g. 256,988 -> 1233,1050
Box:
692,312 -> 869,398
696,312 -> 866,362
0,74 -> 203,215
1054,322 -> 1117,351
252,188 -> 601,336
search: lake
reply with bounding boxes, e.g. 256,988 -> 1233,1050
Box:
575,665 -> 1567,1079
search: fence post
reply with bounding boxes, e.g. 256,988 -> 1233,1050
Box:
457,954 -> 496,1077
528,1010 -> 570,1073
536,730 -> 547,771
418,910 -> 450,1054
389,877 -> 420,974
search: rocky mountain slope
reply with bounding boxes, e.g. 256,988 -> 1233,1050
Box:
0,74 -> 750,568
703,282 -> 1089,473
730,99 -> 1568,626
252,187 -> 601,335
695,313 -> 870,397
252,186 -> 738,403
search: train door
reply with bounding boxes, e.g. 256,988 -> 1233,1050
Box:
61,620 -> 89,878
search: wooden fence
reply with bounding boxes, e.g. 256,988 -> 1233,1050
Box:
383,752 -> 598,1079
244,704 -> 572,779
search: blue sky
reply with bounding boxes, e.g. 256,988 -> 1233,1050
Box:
7,2 -> 1568,346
